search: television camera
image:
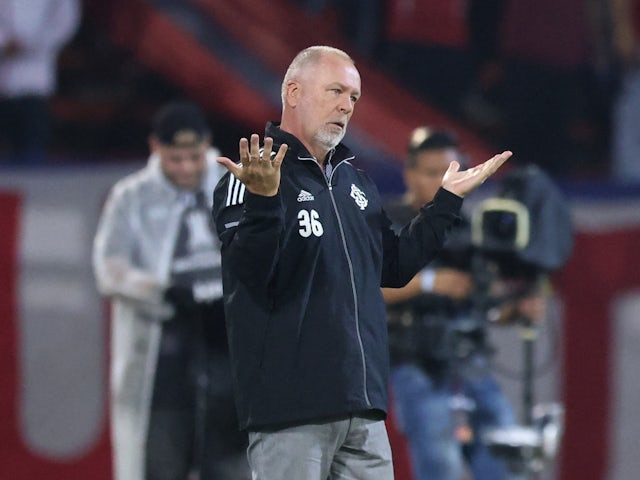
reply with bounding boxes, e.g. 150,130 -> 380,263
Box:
469,164 -> 573,477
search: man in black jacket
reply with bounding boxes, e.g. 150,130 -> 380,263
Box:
212,45 -> 511,479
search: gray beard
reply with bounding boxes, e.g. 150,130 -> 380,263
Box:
315,126 -> 345,151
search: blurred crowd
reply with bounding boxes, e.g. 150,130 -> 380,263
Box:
2,0 -> 639,182
315,0 -> 635,181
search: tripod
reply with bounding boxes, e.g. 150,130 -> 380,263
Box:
483,302 -> 564,478
471,257 -> 564,478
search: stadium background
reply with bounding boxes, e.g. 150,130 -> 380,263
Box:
2,1 -> 639,479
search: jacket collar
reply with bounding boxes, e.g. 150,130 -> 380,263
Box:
264,122 -> 355,166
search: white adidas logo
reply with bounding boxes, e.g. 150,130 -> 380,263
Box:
297,189 -> 315,202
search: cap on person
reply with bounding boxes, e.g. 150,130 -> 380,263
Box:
152,101 -> 211,147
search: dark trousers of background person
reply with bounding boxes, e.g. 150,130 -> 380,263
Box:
145,304 -> 249,480
0,95 -> 50,165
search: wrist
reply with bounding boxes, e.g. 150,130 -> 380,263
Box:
245,184 -> 279,197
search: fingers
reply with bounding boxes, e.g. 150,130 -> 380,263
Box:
486,151 -> 512,173
218,135 -> 287,197
475,150 -> 513,182
261,137 -> 289,167
250,134 -> 261,162
441,150 -> 513,197
239,134 -> 267,166
217,156 -> 242,177
240,134 -> 285,166
262,136 -> 274,161
272,143 -> 288,168
446,160 -> 461,175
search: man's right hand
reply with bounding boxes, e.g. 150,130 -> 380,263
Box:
216,134 -> 288,197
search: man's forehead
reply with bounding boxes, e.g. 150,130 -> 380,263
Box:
313,57 -> 360,87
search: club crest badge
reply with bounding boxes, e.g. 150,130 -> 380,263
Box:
350,184 -> 368,210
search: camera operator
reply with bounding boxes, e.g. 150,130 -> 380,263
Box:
383,127 -> 547,480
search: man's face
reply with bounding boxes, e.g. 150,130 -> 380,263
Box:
152,138 -> 208,191
404,148 -> 459,205
294,54 -> 361,153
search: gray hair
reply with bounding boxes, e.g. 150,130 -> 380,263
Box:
281,46 -> 354,105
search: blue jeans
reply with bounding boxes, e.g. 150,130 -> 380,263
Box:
391,363 -> 515,480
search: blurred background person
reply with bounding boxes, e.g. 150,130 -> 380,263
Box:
611,0 -> 640,181
498,0 -> 604,177
380,0 -> 471,119
378,0 -> 608,179
93,101 -> 249,480
0,0 -> 80,165
460,0 -> 507,134
383,126 -> 548,480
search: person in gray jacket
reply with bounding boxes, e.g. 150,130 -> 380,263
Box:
93,101 -> 249,480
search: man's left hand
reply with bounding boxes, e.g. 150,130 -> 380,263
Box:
441,151 -> 512,197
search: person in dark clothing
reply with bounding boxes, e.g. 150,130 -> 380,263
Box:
383,126 -> 547,480
212,45 -> 511,480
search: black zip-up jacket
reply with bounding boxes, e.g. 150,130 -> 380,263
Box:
213,122 -> 462,430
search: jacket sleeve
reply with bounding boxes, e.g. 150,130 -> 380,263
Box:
381,188 -> 463,288
213,173 -> 284,291
92,184 -> 168,313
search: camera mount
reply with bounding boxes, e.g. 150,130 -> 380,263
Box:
467,164 -> 573,478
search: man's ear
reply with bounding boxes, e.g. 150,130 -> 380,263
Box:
285,80 -> 300,107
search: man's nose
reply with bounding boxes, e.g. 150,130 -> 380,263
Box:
339,96 -> 354,114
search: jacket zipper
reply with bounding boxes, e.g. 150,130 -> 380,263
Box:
299,153 -> 371,407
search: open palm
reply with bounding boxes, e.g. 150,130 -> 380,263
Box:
441,151 -> 512,197
217,134 -> 289,197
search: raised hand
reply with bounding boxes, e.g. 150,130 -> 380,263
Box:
217,134 -> 288,197
441,151 -> 512,198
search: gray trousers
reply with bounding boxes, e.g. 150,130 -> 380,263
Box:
247,414 -> 394,479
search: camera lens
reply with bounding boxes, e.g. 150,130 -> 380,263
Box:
483,210 -> 517,245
